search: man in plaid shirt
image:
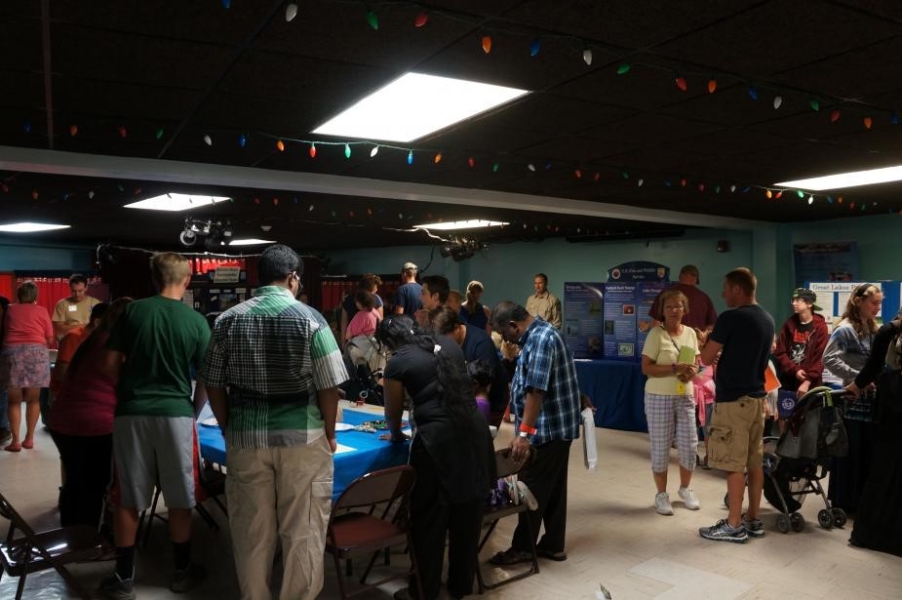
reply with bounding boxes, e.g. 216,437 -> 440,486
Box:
201,244 -> 347,600
489,301 -> 581,566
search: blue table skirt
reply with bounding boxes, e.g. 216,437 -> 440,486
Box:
575,359 -> 648,433
197,406 -> 410,501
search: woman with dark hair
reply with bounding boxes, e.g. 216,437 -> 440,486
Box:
2,280 -> 54,452
48,297 -> 133,527
823,283 -> 884,512
844,310 -> 902,556
377,315 -> 494,600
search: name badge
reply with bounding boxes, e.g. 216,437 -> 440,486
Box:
676,381 -> 686,395
68,304 -> 78,312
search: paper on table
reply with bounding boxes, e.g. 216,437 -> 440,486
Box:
335,444 -> 356,455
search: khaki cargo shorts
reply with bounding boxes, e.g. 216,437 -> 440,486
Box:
707,396 -> 765,473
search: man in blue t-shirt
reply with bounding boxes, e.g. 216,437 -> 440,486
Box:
699,268 -> 774,543
393,262 -> 422,316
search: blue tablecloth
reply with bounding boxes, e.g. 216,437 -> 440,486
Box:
197,406 -> 410,501
575,359 -> 647,433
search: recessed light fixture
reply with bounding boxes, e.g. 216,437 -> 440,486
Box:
775,165 -> 902,190
125,193 -> 230,212
0,222 -> 71,233
313,73 -> 529,142
414,219 -> 509,231
229,238 -> 276,246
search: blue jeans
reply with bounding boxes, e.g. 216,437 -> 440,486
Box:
0,389 -> 9,430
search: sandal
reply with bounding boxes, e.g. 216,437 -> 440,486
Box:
22,439 -> 34,450
489,548 -> 533,566
4,442 -> 22,452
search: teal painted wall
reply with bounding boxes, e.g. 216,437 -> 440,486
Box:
0,236 -> 95,271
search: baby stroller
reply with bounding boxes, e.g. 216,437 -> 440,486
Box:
341,335 -> 387,406
767,386 -> 852,533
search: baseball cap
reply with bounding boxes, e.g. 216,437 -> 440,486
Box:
679,264 -> 700,283
792,288 -> 821,311
402,262 -> 418,272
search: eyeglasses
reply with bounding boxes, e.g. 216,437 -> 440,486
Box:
664,305 -> 684,311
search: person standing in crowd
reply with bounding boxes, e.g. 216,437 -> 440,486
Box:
2,281 -> 54,452
345,290 -> 380,340
446,289 -> 463,314
430,306 -> 509,428
460,280 -> 492,333
773,288 -> 829,398
640,290 -> 700,515
48,298 -> 132,529
377,315 -> 493,600
844,310 -> 902,556
525,273 -> 562,329
418,275 -> 450,328
51,303 -> 108,399
649,265 -> 717,345
0,296 -> 10,445
489,301 -> 581,565
339,273 -> 383,345
52,273 -> 101,340
202,245 -> 347,600
100,253 -> 210,598
698,268 -> 774,543
394,262 -> 422,316
823,282 -> 884,514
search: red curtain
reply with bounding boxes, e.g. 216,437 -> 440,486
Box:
0,272 -> 14,301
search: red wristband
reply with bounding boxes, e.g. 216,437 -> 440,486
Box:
519,424 -> 538,435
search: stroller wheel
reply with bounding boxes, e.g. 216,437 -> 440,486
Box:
818,509 -> 834,529
831,507 -> 848,528
777,514 -> 791,534
790,512 -> 805,532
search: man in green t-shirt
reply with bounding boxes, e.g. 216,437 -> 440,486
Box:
100,253 -> 210,599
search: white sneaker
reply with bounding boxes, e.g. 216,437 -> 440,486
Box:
678,486 -> 700,510
655,492 -> 674,515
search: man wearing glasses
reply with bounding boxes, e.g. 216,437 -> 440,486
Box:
201,244 -> 347,600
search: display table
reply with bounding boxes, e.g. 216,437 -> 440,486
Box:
574,359 -> 647,433
197,404 -> 410,501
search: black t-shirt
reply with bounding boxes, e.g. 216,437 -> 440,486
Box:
710,304 -> 775,402
789,321 -> 814,365
461,324 -> 508,416
383,335 -> 493,503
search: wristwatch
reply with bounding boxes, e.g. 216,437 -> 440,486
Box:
518,431 -> 531,439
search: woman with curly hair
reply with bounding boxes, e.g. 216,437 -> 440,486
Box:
823,283 -> 884,513
377,315 -> 494,600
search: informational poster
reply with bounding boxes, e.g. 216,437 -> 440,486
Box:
603,283 -> 639,358
793,242 -> 858,287
807,281 -> 901,331
607,261 -> 670,284
637,282 -> 667,353
562,283 -> 606,359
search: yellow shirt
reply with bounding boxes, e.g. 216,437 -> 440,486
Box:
52,296 -> 101,329
642,325 -> 699,396
525,292 -> 562,329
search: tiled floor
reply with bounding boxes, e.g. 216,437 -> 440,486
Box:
2,421 -> 900,599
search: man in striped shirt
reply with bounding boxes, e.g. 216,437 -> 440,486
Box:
201,244 -> 347,600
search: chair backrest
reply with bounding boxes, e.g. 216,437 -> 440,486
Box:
0,492 -> 37,544
331,465 -> 416,515
494,448 -> 531,479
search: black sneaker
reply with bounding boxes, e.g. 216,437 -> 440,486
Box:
699,519 -> 748,543
170,562 -> 207,593
98,571 -> 136,600
742,513 -> 766,538
0,428 -> 11,445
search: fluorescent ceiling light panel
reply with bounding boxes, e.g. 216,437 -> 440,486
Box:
125,193 -> 230,212
229,238 -> 276,246
313,73 -> 529,142
0,222 -> 71,233
414,219 -> 509,231
775,165 -> 902,190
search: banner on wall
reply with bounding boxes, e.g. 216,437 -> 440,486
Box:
606,261 -> 670,283
793,242 -> 858,287
562,283 -> 605,359
807,281 -> 901,331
